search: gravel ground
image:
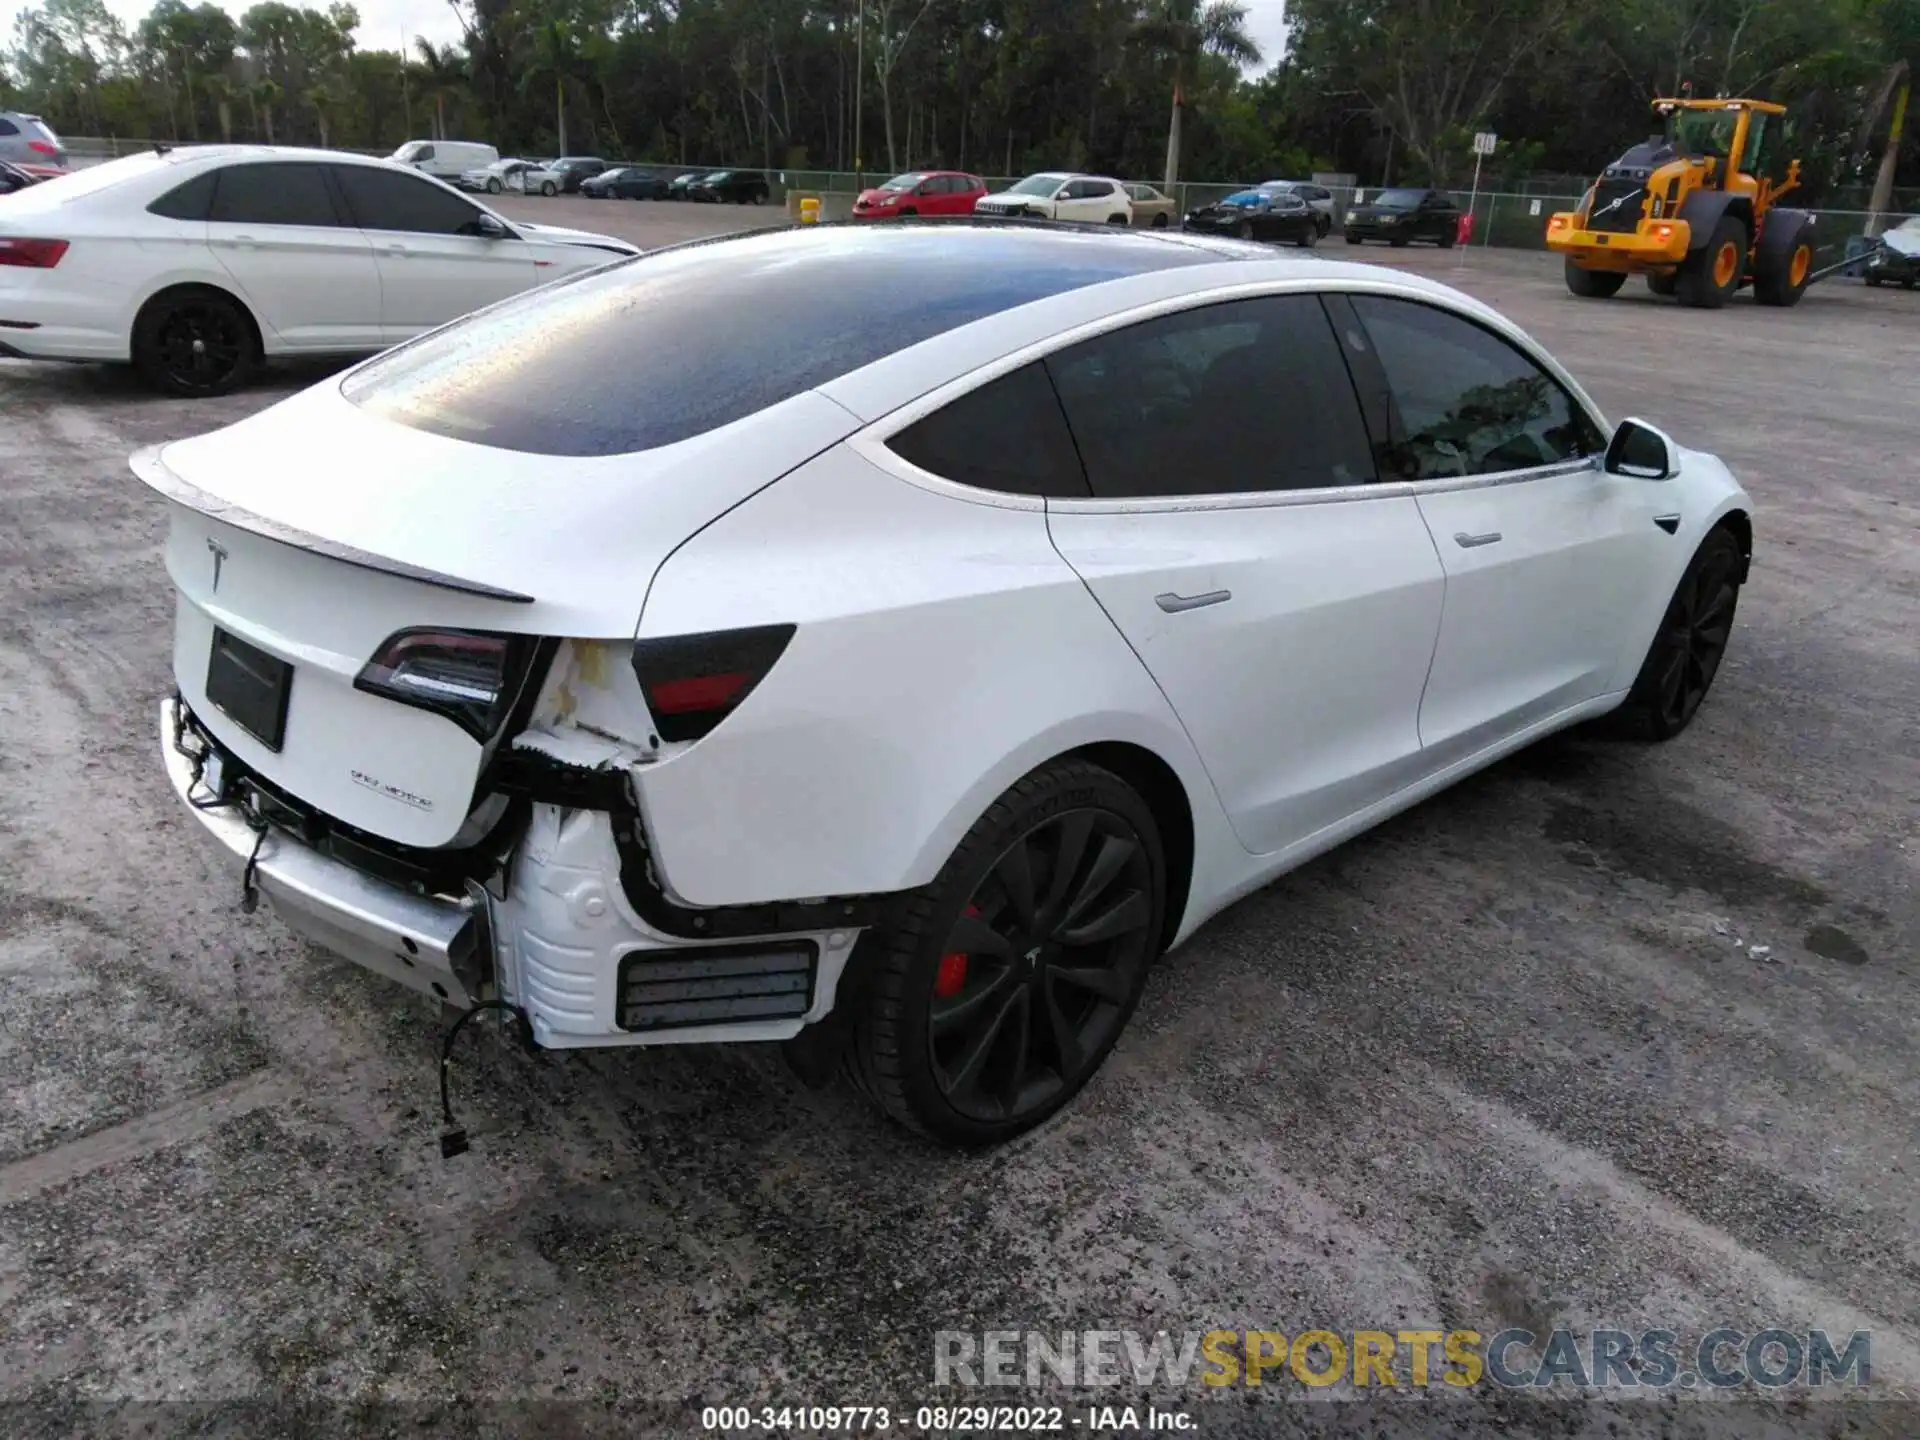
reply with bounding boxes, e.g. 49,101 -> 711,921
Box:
0,211 -> 1916,1438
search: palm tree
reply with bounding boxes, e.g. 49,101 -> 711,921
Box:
1132,0 -> 1262,189
526,19 -> 587,156
413,37 -> 466,141
307,81 -> 339,149
201,72 -> 235,144
252,79 -> 282,144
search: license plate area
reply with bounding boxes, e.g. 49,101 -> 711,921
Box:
205,628 -> 293,752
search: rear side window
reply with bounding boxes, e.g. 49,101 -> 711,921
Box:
333,165 -> 488,235
1045,295 -> 1377,497
0,119 -> 16,136
148,171 -> 218,220
887,363 -> 1089,498
1349,295 -> 1603,480
209,163 -> 340,226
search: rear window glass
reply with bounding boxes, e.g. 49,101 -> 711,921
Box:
342,224 -> 1225,457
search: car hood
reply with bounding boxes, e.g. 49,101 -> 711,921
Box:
131,377 -> 862,637
977,192 -> 1045,206
510,220 -> 641,255
854,188 -> 903,205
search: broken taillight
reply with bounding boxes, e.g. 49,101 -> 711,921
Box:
355,628 -> 534,741
630,624 -> 796,743
0,238 -> 69,268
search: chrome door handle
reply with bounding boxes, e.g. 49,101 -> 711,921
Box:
1453,531 -> 1503,549
1155,589 -> 1231,614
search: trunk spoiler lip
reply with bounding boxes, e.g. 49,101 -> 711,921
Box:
130,443 -> 537,605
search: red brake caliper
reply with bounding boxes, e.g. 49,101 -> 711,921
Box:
934,904 -> 980,999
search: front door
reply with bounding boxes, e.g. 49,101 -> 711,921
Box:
1342,294 -> 1670,764
1042,293 -> 1446,857
203,160 -> 383,352
329,164 -> 539,339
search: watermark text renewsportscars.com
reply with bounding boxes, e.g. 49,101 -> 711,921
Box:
934,1328 -> 1872,1390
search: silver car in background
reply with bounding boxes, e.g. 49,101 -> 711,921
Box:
0,111 -> 67,170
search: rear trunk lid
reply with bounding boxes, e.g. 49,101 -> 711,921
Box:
141,377 -> 857,847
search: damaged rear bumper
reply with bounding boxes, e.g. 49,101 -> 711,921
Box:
161,696 -> 486,1007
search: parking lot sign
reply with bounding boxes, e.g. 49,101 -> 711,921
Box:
1474,132 -> 1498,156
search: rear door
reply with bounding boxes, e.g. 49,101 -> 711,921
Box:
203,161 -> 383,352
329,163 -> 539,339
1340,294 -> 1667,764
1043,293 -> 1447,857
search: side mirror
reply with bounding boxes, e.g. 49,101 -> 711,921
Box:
1604,417 -> 1677,479
475,212 -> 509,240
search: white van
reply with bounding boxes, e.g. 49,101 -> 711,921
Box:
388,140 -> 499,183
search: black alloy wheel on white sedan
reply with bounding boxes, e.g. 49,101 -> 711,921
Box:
1611,525 -> 1745,740
846,759 -> 1165,1145
132,287 -> 256,397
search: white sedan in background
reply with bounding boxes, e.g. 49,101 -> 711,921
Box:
145,224 -> 1752,1146
0,145 -> 637,395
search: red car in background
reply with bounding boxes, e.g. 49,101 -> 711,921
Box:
852,170 -> 986,220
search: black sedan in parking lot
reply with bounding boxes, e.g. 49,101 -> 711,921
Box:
546,156 -> 608,193
581,166 -> 670,200
666,170 -> 704,200
689,168 -> 771,204
1182,187 -> 1320,246
1344,187 -> 1461,246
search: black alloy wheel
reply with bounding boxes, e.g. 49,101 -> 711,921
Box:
844,759 -> 1165,1145
1612,527 -> 1744,740
132,290 -> 254,397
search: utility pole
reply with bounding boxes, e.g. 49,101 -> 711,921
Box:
853,0 -> 864,183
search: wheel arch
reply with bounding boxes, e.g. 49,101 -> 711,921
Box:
132,279 -> 265,359
1716,506 -> 1753,584
1677,190 -> 1754,252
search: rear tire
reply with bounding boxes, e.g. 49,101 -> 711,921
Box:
131,286 -> 258,399
1565,260 -> 1627,298
1345,234 -> 1362,244
1676,216 -> 1747,309
1606,527 -> 1745,741
842,758 -> 1166,1146
1152,213 -> 1169,229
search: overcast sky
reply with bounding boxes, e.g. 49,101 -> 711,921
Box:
3,0 -> 1289,80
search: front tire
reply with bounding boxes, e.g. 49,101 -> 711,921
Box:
1676,216 -> 1747,309
1609,527 -> 1745,741
540,181 -> 558,197
843,759 -> 1166,1146
486,178 -> 502,194
131,286 -> 257,398
1565,260 -> 1627,298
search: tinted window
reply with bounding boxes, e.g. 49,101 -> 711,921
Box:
1046,295 -> 1377,498
333,165 -> 489,236
148,171 -> 218,221
888,364 -> 1088,498
1350,296 -> 1603,480
0,119 -> 16,136
209,163 -> 339,226
344,224 -> 1225,457
414,144 -> 435,161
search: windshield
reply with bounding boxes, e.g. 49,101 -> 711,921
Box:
1221,191 -> 1268,208
1375,188 -> 1426,208
1670,108 -> 1739,160
881,173 -> 926,191
393,142 -> 428,161
1010,174 -> 1066,196
705,171 -> 730,181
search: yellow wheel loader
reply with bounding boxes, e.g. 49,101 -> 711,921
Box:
1547,97 -> 1817,309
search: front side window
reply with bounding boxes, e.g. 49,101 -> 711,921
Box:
1349,296 -> 1602,480
208,163 -> 340,226
887,363 -> 1088,498
1045,295 -> 1377,498
332,165 -> 491,236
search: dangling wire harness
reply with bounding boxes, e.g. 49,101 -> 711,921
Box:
438,998 -> 537,1158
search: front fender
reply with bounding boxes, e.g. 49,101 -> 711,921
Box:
1676,190 -> 1754,251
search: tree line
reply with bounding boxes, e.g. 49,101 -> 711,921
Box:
3,0 -> 1914,200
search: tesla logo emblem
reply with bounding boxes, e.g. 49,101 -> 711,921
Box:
207,538 -> 228,592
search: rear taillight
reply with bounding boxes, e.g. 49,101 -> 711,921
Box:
0,238 -> 69,268
355,628 -> 533,741
27,140 -> 59,158
631,624 -> 795,743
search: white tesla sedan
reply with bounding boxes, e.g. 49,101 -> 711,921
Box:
144,223 -> 1753,1145
0,145 -> 637,396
